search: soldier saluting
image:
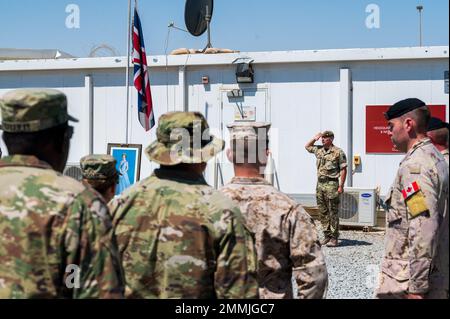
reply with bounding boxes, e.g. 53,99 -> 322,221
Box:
305,131 -> 348,247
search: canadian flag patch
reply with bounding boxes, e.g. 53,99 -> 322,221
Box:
402,181 -> 420,199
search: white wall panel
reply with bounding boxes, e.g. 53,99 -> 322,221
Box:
0,49 -> 448,200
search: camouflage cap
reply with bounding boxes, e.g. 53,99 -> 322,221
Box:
227,122 -> 271,140
0,88 -> 78,133
322,130 -> 335,138
80,154 -> 118,180
146,112 -> 224,166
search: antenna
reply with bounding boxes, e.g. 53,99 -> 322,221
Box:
184,0 -> 214,51
168,21 -> 188,33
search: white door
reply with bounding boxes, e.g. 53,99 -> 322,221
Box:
216,87 -> 270,187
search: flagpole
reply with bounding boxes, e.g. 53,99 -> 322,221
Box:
125,0 -> 133,144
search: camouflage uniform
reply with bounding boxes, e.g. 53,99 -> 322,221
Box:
0,89 -> 124,299
221,123 -> 327,299
80,155 -> 118,182
306,132 -> 347,240
80,154 -> 119,201
376,138 -> 449,299
109,112 -> 258,299
221,177 -> 328,299
442,149 -> 449,165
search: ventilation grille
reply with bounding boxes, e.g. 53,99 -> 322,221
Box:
339,191 -> 360,222
63,163 -> 83,181
338,188 -> 377,227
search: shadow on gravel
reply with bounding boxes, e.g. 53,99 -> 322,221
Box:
337,239 -> 373,247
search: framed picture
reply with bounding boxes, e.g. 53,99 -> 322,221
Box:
107,143 -> 143,196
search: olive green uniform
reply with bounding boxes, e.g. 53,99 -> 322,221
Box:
306,145 -> 347,240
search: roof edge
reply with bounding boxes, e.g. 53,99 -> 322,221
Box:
0,46 -> 448,72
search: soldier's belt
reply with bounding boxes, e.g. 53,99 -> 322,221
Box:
318,176 -> 339,182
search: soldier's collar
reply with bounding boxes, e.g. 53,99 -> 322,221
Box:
154,167 -> 208,185
230,176 -> 270,185
0,155 -> 52,170
406,138 -> 432,157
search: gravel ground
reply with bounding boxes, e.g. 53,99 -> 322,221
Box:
293,227 -> 385,299
321,228 -> 385,299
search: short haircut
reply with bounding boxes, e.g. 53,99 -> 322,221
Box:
400,106 -> 430,133
83,176 -> 118,195
3,123 -> 68,155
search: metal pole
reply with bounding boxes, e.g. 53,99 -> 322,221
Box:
340,68 -> 353,187
213,156 -> 218,189
85,75 -> 94,154
204,5 -> 212,50
417,5 -> 423,47
419,10 -> 423,46
125,0 -> 133,144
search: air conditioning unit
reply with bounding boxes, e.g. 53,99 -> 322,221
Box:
63,162 -> 83,181
339,187 -> 377,227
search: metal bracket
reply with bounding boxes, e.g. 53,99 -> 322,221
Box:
227,89 -> 244,98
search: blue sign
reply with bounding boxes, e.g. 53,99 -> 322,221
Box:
361,193 -> 372,198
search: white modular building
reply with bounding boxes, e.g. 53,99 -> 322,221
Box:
0,46 -> 448,204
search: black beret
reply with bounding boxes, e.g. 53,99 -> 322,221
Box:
427,117 -> 449,132
384,98 -> 427,120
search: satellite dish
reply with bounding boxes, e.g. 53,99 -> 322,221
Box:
185,0 -> 214,49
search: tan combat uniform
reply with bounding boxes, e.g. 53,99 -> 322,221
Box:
442,149 -> 449,166
376,139 -> 449,299
221,177 -> 328,299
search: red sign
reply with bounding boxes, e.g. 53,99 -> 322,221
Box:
366,105 -> 447,154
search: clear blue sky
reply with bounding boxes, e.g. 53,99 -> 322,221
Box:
0,0 -> 448,57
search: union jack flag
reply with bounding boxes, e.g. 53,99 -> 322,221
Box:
132,8 -> 155,131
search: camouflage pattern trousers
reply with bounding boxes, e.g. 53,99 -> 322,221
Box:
375,272 -> 449,299
316,180 -> 340,239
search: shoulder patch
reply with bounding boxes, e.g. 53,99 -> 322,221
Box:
401,181 -> 420,199
402,182 -> 429,219
408,165 -> 421,175
405,191 -> 429,219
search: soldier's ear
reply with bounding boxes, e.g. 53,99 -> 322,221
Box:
403,117 -> 415,133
